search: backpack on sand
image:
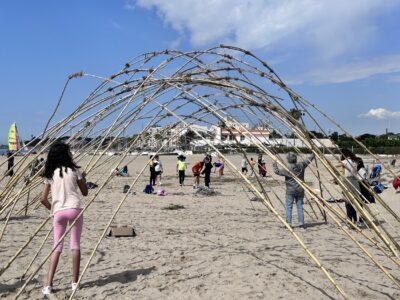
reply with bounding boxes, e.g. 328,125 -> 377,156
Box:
143,184 -> 154,194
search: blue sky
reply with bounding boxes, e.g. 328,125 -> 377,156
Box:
1,0 -> 400,143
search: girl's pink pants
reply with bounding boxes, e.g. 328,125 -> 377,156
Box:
53,208 -> 83,252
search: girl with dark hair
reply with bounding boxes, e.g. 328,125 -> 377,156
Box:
40,142 -> 88,295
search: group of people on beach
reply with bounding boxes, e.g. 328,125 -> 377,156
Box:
241,154 -> 267,177
143,153 -> 225,190
26,139 -> 387,295
271,148 -> 380,230
173,152 -> 268,191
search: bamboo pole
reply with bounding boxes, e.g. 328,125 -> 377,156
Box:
2,45 -> 399,298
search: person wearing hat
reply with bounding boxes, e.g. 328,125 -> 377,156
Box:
273,152 -> 315,229
176,155 -> 187,187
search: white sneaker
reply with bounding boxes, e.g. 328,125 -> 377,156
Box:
42,286 -> 52,295
356,221 -> 366,228
71,282 -> 78,291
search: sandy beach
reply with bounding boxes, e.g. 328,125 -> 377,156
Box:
0,154 -> 399,299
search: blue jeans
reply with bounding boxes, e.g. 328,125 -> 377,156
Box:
285,194 -> 304,226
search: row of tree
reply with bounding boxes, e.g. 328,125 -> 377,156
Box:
18,129 -> 400,154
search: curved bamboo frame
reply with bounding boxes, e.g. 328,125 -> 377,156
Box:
0,45 -> 398,299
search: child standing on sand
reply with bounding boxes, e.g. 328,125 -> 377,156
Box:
249,157 -> 255,176
214,156 -> 224,177
176,155 -> 187,186
257,154 -> 263,175
153,155 -> 163,186
202,156 -> 213,187
260,160 -> 267,177
241,156 -> 248,174
40,142 -> 88,295
149,156 -> 156,186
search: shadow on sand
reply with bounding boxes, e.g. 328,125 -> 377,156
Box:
80,266 -> 156,288
0,278 -> 39,294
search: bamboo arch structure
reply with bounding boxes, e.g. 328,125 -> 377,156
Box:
0,45 -> 399,299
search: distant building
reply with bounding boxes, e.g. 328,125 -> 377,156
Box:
167,124 -> 209,149
387,133 -> 400,141
268,138 -> 337,148
210,124 -> 270,146
142,124 -> 210,150
147,125 -> 164,150
139,122 -> 338,150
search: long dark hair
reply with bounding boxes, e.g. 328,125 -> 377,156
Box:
43,142 -> 79,179
340,148 -> 357,162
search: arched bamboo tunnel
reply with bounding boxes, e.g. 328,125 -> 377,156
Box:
0,45 -> 399,299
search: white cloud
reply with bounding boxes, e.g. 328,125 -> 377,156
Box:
169,37 -> 182,49
135,0 -> 397,58
362,108 -> 400,120
301,54 -> 400,84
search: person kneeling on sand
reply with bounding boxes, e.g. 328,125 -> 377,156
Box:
120,165 -> 129,176
273,152 -> 315,229
115,165 -> 129,177
40,142 -> 88,295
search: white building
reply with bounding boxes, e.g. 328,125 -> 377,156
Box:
267,138 -> 337,148
167,124 -> 209,149
142,124 -> 210,150
142,123 -> 337,150
210,124 -> 270,146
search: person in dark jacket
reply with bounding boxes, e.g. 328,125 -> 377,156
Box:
273,152 -> 315,228
202,156 -> 213,188
149,156 -> 156,186
257,154 -> 263,175
6,151 -> 14,177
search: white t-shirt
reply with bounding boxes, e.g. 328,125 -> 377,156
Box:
341,159 -> 358,178
357,167 -> 367,180
154,161 -> 162,172
241,159 -> 248,168
44,167 -> 83,214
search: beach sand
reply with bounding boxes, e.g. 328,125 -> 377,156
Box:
0,154 -> 400,299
